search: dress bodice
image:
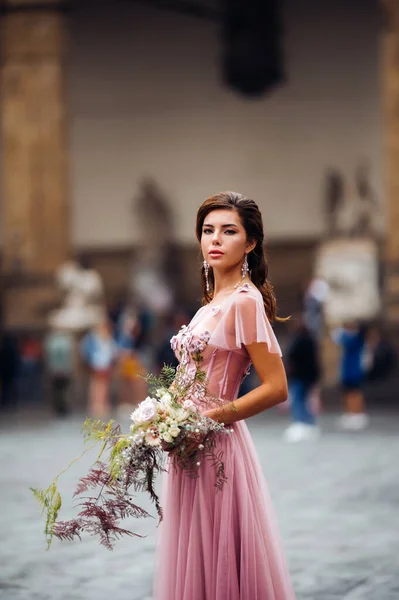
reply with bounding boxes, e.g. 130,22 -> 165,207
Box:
170,284 -> 281,406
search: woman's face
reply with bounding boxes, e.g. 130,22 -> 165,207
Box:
200,209 -> 255,271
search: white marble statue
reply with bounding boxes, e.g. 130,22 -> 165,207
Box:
48,260 -> 105,331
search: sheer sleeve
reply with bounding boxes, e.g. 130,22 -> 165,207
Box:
208,288 -> 282,355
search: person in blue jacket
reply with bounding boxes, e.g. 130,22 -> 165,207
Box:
332,322 -> 369,430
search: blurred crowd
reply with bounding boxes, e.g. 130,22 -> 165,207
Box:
0,298 -> 192,420
281,277 -> 397,441
0,277 -> 397,440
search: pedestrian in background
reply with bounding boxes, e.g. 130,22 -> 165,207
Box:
18,334 -> 43,405
115,305 -> 147,415
80,316 -> 117,419
283,314 -> 321,442
303,276 -> 329,415
332,322 -> 369,430
44,328 -> 74,417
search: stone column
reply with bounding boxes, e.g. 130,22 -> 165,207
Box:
382,0 -> 399,328
0,0 -> 69,329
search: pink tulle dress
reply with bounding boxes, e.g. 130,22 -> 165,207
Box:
153,283 -> 296,600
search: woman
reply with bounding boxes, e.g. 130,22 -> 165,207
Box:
154,192 -> 295,600
80,315 -> 117,419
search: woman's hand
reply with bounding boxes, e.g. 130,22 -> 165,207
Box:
202,405 -> 232,424
201,408 -> 216,420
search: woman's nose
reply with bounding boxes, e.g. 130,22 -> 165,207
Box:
212,233 -> 221,245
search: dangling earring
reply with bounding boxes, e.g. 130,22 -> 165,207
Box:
203,259 -> 210,292
242,254 -> 249,279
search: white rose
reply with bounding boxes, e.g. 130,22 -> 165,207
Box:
169,425 -> 181,438
161,392 -> 172,404
131,397 -> 159,425
183,399 -> 196,411
174,408 -> 189,423
159,392 -> 173,410
161,431 -> 174,444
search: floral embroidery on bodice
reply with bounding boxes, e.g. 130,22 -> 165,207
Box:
170,284 -> 262,404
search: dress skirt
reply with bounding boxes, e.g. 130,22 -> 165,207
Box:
153,420 -> 295,600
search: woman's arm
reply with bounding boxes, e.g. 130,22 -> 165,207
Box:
203,342 -> 288,425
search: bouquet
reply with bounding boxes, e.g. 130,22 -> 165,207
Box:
31,357 -> 232,550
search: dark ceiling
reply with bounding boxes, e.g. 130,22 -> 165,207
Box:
117,0 -> 222,21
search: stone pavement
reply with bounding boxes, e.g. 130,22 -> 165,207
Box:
0,409 -> 398,600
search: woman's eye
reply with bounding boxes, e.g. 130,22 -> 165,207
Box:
225,229 -> 236,235
203,228 -> 213,234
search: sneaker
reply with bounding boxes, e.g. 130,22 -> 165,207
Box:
282,423 -> 301,442
283,423 -> 320,442
348,413 -> 370,430
338,413 -> 370,431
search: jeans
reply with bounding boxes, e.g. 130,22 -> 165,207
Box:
289,379 -> 315,425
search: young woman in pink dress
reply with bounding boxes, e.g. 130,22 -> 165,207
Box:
154,191 -> 296,600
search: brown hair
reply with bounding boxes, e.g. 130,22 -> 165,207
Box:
196,191 -> 282,323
